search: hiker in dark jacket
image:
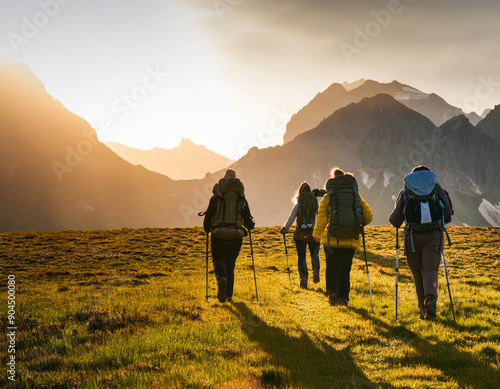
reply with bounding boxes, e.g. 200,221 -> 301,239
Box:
203,169 -> 255,303
280,182 -> 324,289
389,165 -> 453,320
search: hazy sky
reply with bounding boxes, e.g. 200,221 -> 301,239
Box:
1,0 -> 499,159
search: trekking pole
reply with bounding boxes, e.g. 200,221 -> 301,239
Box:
248,230 -> 260,304
441,251 -> 456,322
361,228 -> 375,313
205,232 -> 209,300
395,227 -> 399,321
198,211 -> 210,300
283,233 -> 293,291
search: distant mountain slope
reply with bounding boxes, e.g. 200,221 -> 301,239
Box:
464,111 -> 483,126
283,80 -> 473,143
437,114 -> 500,226
476,104 -> 500,141
182,94 -> 500,228
342,78 -> 366,91
1,59 -> 498,231
0,58 -> 197,232
105,139 -> 232,180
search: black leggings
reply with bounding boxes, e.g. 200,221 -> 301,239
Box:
324,246 -> 355,300
211,236 -> 242,298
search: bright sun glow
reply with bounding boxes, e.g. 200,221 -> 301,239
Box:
1,0 -> 499,159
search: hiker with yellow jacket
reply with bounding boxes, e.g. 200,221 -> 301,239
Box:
313,168 -> 373,307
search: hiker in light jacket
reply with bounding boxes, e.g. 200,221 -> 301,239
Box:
313,168 -> 373,307
280,182 -> 325,289
203,169 -> 255,303
389,165 -> 452,321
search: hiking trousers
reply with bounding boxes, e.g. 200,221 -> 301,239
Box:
211,236 -> 243,298
323,246 -> 355,300
404,229 -> 442,318
294,239 -> 320,280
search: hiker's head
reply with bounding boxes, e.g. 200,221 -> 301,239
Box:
327,168 -> 355,187
224,169 -> 236,178
411,165 -> 431,173
330,167 -> 345,177
292,182 -> 311,204
299,182 -> 311,193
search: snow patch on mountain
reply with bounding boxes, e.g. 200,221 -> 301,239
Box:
383,170 -> 394,187
467,177 -> 482,195
359,170 -> 376,189
394,86 -> 429,101
478,199 -> 500,227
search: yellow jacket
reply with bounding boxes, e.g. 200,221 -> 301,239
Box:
313,194 -> 373,249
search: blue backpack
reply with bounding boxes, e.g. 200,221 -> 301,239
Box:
403,170 -> 445,232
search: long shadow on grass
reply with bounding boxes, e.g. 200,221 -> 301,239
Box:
225,302 -> 379,388
351,307 -> 500,388
354,249 -> 402,271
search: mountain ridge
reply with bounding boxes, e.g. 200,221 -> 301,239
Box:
203,93 -> 500,228
283,79 -> 481,143
105,138 -> 233,180
476,104 -> 500,141
1,59 -> 499,231
0,58 -> 199,232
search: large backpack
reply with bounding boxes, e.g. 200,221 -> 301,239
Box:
297,191 -> 318,230
403,170 -> 445,233
326,174 -> 364,243
211,178 -> 245,239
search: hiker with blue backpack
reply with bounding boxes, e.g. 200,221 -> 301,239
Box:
313,168 -> 373,307
389,165 -> 453,321
280,182 -> 325,289
203,169 -> 255,303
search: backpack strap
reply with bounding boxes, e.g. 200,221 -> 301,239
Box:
326,188 -> 341,246
403,188 -> 416,252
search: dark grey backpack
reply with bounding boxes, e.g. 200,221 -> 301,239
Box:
326,174 -> 364,243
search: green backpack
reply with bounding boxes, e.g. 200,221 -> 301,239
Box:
326,174 -> 364,243
297,191 -> 318,231
211,178 -> 245,239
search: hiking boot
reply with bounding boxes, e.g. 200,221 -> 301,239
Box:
217,277 -> 227,303
424,295 -> 437,321
313,270 -> 320,283
300,278 -> 308,289
226,297 -> 233,303
329,294 -> 348,307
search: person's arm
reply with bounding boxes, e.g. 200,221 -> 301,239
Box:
359,196 -> 373,226
313,195 -> 329,242
438,186 -> 453,224
389,190 -> 405,228
312,188 -> 327,197
203,196 -> 218,233
281,204 -> 298,233
241,198 -> 255,231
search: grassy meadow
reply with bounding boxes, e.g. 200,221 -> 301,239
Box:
1,225 -> 499,388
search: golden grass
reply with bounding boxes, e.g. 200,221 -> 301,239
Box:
0,226 -> 499,388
